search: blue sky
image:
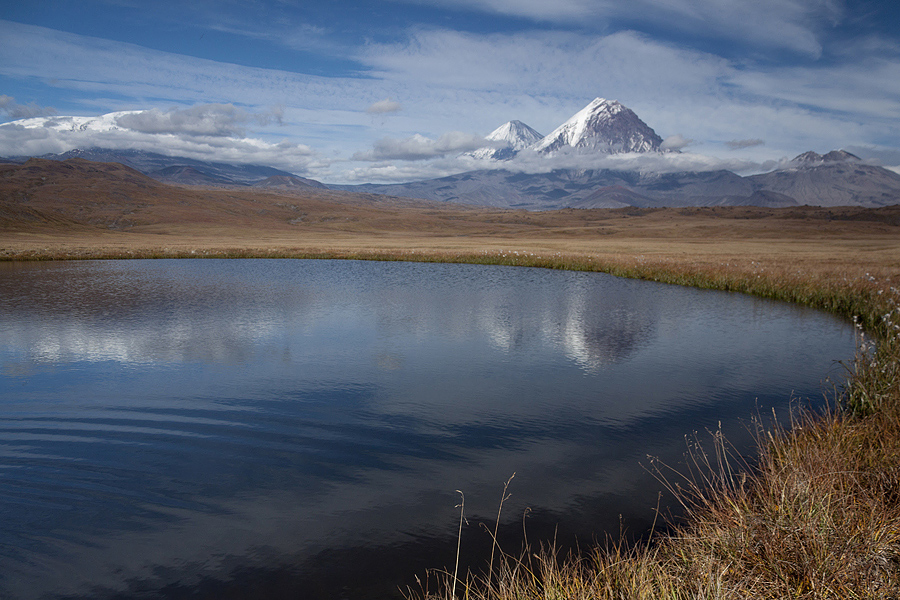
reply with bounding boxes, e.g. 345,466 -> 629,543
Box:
1,0 -> 899,183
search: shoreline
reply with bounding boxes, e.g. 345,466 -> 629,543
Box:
2,238 -> 893,328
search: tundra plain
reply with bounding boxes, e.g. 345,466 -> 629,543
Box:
3,158 -> 900,598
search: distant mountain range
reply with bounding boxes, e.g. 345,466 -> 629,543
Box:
337,152 -> 900,209
3,99 -> 900,209
335,99 -> 900,209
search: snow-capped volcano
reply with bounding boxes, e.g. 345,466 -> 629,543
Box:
532,98 -> 663,155
12,111 -> 143,134
470,120 -> 543,160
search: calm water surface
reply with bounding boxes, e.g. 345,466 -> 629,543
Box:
0,259 -> 853,599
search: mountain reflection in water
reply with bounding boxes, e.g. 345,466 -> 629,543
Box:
0,259 -> 853,599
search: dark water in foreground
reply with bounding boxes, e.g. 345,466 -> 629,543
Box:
0,259 -> 853,599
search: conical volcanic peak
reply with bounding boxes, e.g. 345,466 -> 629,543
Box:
470,120 -> 544,160
486,120 -> 544,149
532,98 -> 663,154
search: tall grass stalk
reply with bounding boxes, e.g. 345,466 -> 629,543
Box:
470,473 -> 511,590
453,491 -> 466,600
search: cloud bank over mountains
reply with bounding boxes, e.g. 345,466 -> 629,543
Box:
114,105 -> 285,137
353,131 -> 487,162
2,99 -> 780,181
2,107 -> 322,175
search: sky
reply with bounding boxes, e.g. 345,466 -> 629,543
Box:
1,0 -> 899,184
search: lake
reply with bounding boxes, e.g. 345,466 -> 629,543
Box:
0,259 -> 854,599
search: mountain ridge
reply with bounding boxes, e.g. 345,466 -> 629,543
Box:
2,148 -> 324,188
335,151 -> 900,209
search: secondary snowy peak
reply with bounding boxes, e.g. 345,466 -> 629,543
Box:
532,98 -> 663,155
487,120 -> 543,149
470,120 -> 543,160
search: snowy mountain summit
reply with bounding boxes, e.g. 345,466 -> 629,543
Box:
532,98 -> 663,155
470,120 -> 544,160
469,98 -> 665,161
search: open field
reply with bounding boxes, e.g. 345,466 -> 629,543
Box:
3,158 -> 899,275
3,204 -> 899,273
3,158 -> 900,598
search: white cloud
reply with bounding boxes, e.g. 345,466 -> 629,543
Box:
0,21 -> 369,115
660,134 -> 693,151
343,160 -> 473,183
343,145 -> 779,184
400,0 -> 600,22
115,105 -> 252,137
358,29 -> 732,124
365,99 -> 402,114
505,147 -> 776,176
113,104 -> 284,136
731,60 -> 900,123
353,131 -> 486,161
844,145 -> 900,174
